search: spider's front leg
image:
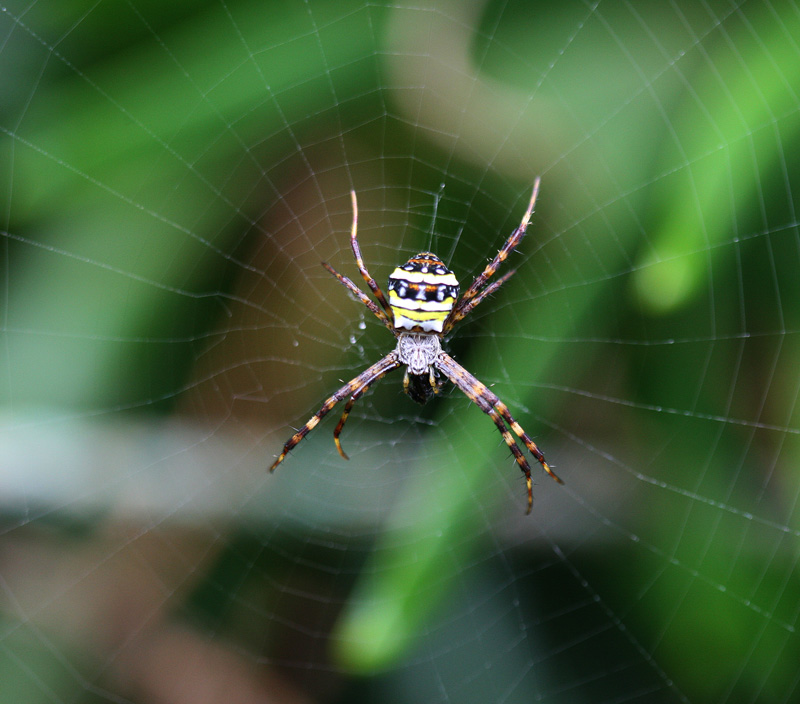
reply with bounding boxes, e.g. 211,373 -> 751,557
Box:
270,352 -> 401,471
435,350 -> 561,514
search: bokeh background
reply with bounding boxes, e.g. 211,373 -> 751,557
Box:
1,1 -> 799,702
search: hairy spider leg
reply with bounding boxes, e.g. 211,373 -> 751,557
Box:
444,269 -> 516,328
348,190 -> 393,319
333,393 -> 360,460
438,351 -> 561,485
331,333 -> 443,459
444,177 -> 540,334
270,352 -> 401,472
322,262 -> 395,332
332,365 -> 394,460
436,351 -> 561,514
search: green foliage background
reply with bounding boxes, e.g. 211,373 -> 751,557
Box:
1,1 -> 798,702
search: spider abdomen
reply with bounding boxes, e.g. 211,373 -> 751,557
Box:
388,252 -> 459,333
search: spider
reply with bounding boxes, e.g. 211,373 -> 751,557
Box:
270,177 -> 562,513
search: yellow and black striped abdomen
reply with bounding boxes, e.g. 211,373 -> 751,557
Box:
387,252 -> 459,334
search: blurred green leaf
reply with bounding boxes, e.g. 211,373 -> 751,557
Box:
5,0 -> 385,408
632,9 -> 800,314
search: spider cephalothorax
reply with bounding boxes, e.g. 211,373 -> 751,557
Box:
270,178 -> 562,513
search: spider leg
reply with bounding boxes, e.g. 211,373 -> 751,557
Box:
333,393 -> 360,460
322,261 -> 394,332
444,177 -> 540,333
348,190 -> 393,319
333,360 -> 393,460
270,352 -> 401,472
441,269 -> 516,335
492,399 -> 562,484
436,351 -> 560,514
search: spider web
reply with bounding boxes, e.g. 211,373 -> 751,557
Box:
1,1 -> 799,702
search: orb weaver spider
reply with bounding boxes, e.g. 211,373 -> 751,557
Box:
270,178 -> 562,513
